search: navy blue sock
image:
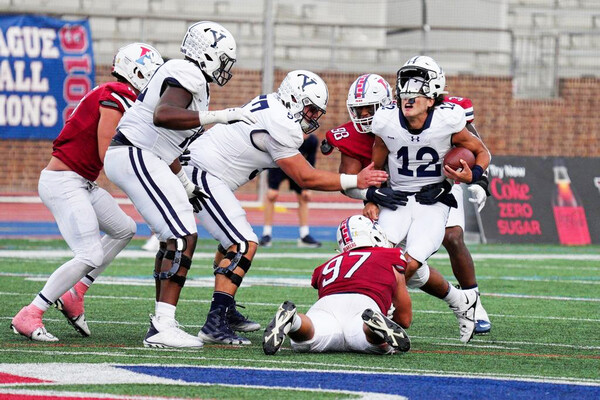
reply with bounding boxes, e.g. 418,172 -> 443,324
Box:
211,291 -> 234,311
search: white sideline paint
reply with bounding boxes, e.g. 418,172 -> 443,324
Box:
0,363 -> 180,385
1,249 -> 600,261
0,363 -> 406,400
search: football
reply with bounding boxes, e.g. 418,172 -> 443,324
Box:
443,147 -> 476,171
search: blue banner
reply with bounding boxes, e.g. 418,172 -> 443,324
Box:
0,14 -> 95,139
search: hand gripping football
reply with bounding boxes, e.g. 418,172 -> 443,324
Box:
443,147 -> 475,171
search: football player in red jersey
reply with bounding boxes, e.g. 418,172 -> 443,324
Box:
11,43 -> 163,342
263,215 -> 411,355
322,72 -> 492,341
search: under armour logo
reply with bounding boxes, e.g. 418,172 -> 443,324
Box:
299,73 -> 317,90
210,29 -> 226,48
411,136 -> 420,142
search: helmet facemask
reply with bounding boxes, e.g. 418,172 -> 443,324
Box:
396,66 -> 437,100
299,99 -> 326,134
348,103 -> 379,133
212,52 -> 235,86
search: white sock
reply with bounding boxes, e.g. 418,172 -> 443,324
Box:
289,314 -> 302,333
299,226 -> 309,238
155,302 -> 176,321
442,284 -> 463,308
263,226 -> 272,236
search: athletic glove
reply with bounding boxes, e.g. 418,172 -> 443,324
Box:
189,186 -> 209,213
179,149 -> 191,166
176,169 -> 210,213
198,108 -> 257,126
415,180 -> 456,207
468,184 -> 487,212
366,187 -> 409,210
320,138 -> 333,155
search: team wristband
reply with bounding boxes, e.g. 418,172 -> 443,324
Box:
340,174 -> 358,190
470,165 -> 484,183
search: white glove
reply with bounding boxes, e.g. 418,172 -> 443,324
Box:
176,169 -> 209,199
468,184 -> 487,212
199,108 -> 257,126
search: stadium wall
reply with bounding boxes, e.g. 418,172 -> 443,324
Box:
1,66 -> 599,195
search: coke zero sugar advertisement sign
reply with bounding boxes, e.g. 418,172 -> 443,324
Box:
480,156 -> 600,245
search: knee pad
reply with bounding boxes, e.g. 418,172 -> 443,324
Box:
157,248 -> 192,287
214,251 -> 252,287
407,264 -> 430,289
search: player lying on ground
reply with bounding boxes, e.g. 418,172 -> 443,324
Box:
263,215 -> 411,355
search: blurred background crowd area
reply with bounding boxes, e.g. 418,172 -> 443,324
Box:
1,0 -> 599,197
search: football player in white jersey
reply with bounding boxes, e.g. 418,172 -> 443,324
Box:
181,70 -> 389,345
371,56 -> 491,343
104,21 -> 256,349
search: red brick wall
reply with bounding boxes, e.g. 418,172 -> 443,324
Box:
1,67 -> 599,194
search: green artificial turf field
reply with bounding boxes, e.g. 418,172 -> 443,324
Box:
1,238 -> 598,399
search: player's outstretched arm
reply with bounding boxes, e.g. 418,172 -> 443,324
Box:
277,154 -> 387,192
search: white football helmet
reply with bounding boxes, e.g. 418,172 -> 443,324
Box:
111,43 -> 163,92
181,21 -> 237,86
276,70 -> 328,134
396,55 -> 447,100
347,74 -> 393,133
336,215 -> 390,253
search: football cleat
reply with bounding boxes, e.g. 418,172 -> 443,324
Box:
11,305 -> 58,342
55,287 -> 90,337
227,302 -> 261,332
449,289 -> 478,343
199,305 -> 251,345
474,294 -> 492,335
297,234 -> 322,248
259,235 -> 272,247
263,300 -> 297,355
362,308 -> 410,353
143,314 -> 203,348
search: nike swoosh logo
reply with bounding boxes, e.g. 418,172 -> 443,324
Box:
463,294 -> 470,304
435,188 -> 444,198
375,190 -> 387,197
